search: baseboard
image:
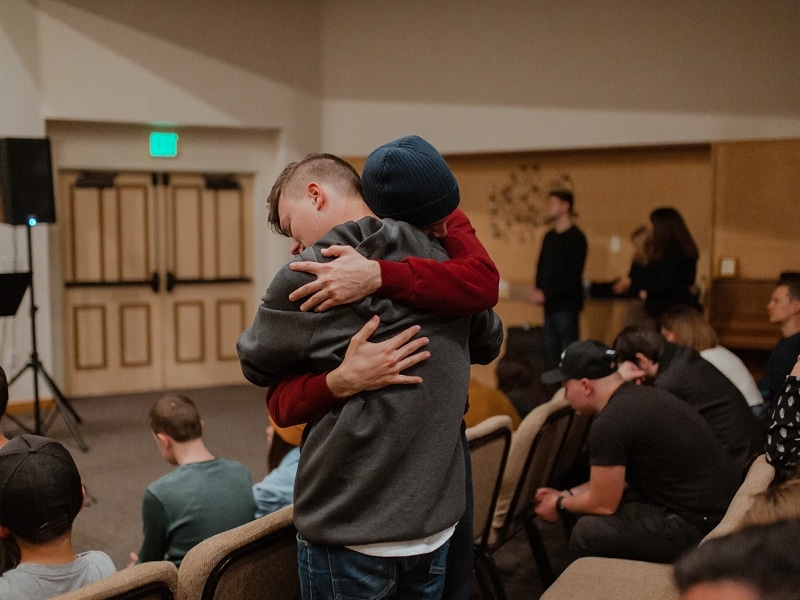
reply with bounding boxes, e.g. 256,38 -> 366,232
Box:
5,398 -> 56,415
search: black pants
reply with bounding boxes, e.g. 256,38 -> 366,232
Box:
569,501 -> 708,564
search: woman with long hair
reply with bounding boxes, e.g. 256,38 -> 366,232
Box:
634,207 -> 700,318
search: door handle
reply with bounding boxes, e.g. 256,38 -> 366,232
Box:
166,271 -> 177,293
150,272 -> 160,293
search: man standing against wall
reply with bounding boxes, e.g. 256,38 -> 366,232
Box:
532,190 -> 588,368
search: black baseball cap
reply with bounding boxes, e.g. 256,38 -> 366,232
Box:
541,340 -> 619,385
0,435 -> 83,541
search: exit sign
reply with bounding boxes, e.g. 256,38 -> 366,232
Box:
149,132 -> 178,157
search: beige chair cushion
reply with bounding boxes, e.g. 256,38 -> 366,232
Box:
540,557 -> 677,600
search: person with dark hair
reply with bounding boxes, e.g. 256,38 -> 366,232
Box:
674,519 -> 800,600
613,326 -> 764,475
532,189 -> 588,368
633,206 -> 700,318
238,136 -> 503,599
758,273 -> 800,416
533,340 -> 739,563
0,434 -> 115,598
659,305 -> 764,412
132,394 -> 255,567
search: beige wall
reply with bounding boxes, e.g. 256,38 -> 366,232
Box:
1,0 -> 798,398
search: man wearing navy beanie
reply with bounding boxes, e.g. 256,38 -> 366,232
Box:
239,137 -> 503,599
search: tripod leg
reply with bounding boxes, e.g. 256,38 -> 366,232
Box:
37,366 -> 88,452
38,365 -> 82,424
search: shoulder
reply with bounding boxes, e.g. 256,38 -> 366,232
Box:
78,551 -> 116,574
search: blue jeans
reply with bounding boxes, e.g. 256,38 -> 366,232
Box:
298,535 -> 450,599
544,308 -> 580,369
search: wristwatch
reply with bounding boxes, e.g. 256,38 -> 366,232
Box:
556,495 -> 569,514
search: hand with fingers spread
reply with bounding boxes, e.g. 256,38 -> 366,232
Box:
289,246 -> 381,312
326,315 -> 430,399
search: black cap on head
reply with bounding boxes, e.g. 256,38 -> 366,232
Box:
361,135 -> 459,227
0,435 -> 83,542
541,340 -> 618,385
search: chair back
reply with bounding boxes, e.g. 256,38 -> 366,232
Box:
701,454 -> 775,543
489,393 -> 573,545
466,415 -> 513,547
52,561 -> 177,600
176,504 -> 299,600
547,388 -> 592,490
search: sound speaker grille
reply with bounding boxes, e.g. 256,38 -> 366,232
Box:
0,137 -> 57,225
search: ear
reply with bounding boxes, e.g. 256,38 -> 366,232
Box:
634,352 -> 651,368
155,432 -> 171,448
306,182 -> 326,210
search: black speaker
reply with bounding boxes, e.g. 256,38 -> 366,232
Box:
0,137 -> 57,225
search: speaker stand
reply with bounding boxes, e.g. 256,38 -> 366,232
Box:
6,223 -> 87,452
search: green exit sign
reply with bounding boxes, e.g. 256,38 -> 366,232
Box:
149,132 -> 178,157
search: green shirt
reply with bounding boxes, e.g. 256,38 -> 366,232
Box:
138,458 -> 256,565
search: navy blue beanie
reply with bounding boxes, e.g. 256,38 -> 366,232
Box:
361,135 -> 459,227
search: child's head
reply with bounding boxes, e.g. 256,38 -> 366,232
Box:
148,394 -> 203,442
0,435 -> 83,544
361,134 -> 460,229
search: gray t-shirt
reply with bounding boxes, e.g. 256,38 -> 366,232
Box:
0,550 -> 116,599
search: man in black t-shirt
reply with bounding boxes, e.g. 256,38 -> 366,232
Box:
532,190 -> 587,368
612,327 -> 764,476
535,340 -> 740,563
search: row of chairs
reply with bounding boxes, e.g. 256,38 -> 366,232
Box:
53,504 -> 299,600
54,390 -> 586,600
467,389 -> 591,599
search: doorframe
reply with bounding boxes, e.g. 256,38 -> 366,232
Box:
44,120 -> 291,389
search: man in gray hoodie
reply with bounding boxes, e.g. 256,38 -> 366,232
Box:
238,136 -> 503,599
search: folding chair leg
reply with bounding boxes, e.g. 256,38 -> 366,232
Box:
524,518 -> 555,590
473,548 -> 507,600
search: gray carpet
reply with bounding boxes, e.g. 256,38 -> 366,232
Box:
2,384 -> 269,570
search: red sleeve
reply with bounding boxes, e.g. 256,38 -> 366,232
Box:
266,372 -> 342,427
377,209 -> 499,315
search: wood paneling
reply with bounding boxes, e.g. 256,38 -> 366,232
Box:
713,139 -> 800,279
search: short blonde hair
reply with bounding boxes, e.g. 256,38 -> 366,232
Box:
658,305 -> 718,352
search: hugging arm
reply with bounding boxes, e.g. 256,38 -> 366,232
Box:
289,209 -> 499,314
269,209 -> 502,425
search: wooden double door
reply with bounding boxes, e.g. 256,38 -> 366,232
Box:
59,171 -> 254,397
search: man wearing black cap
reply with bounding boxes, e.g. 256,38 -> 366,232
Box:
238,136 -> 503,598
534,340 -> 740,563
0,435 -> 115,598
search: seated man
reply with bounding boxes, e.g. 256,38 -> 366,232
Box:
758,272 -> 800,417
238,137 -> 503,598
534,340 -> 740,563
133,394 -> 255,566
613,326 -> 764,475
0,434 -> 116,598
